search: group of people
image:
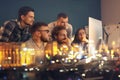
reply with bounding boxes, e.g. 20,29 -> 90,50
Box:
0,6 -> 89,80
0,6 -> 88,62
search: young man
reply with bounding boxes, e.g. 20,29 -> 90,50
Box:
45,26 -> 71,80
48,13 -> 73,39
0,6 -> 35,42
23,22 -> 50,62
45,26 -> 71,57
22,22 -> 50,80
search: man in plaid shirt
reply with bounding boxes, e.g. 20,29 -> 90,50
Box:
0,6 -> 35,42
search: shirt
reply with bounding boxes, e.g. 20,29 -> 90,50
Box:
0,20 -> 31,42
48,21 -> 73,38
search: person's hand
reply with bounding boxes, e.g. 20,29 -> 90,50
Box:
82,38 -> 88,43
61,37 -> 71,46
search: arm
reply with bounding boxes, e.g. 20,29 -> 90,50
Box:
61,37 -> 71,47
66,23 -> 73,39
0,21 -> 15,42
69,24 -> 73,39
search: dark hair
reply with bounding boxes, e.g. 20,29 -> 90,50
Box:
57,13 -> 68,19
52,26 -> 66,40
72,27 -> 86,44
30,22 -> 48,34
18,6 -> 34,21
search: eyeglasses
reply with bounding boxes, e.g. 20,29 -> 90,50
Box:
37,30 -> 50,33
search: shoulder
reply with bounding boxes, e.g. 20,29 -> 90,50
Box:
25,38 -> 33,44
45,41 -> 55,49
4,19 -> 18,25
45,41 -> 53,47
67,23 -> 72,27
66,23 -> 72,30
3,19 -> 18,29
0,20 -> 18,34
23,38 -> 33,48
48,21 -> 56,27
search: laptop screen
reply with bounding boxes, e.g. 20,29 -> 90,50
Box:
88,17 -> 103,50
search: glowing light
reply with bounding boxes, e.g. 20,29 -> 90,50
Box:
56,59 -> 59,62
0,51 -> 2,66
29,68 -> 34,71
8,57 -> 11,60
103,57 -> 108,61
68,59 -> 71,63
46,54 -> 50,60
62,58 -> 65,61
74,59 -> 77,62
53,41 -> 58,56
22,63 -> 27,66
23,47 -> 27,51
76,54 -> 82,59
35,68 -> 40,71
59,69 -> 64,72
24,68 -> 28,71
70,68 -> 73,71
112,41 -> 115,46
40,61 -> 43,64
75,68 -> 78,71
118,75 -> 120,78
105,70 -> 109,72
13,67 -> 16,70
65,69 -> 69,71
51,60 -> 55,64
82,73 -> 86,77
85,57 -> 92,63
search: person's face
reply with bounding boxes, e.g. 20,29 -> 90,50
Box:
78,29 -> 86,42
22,11 -> 35,26
39,26 -> 50,42
56,29 -> 67,43
57,17 -> 68,27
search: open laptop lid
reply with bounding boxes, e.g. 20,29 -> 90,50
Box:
89,17 -> 103,50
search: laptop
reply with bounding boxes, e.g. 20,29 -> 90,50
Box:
88,17 -> 103,54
